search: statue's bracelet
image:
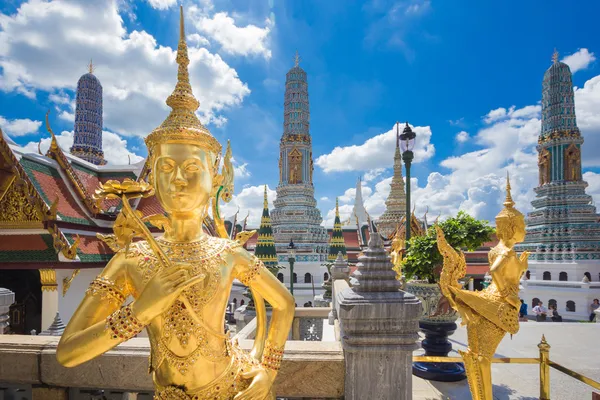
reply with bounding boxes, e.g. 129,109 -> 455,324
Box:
106,305 -> 144,340
261,341 -> 285,372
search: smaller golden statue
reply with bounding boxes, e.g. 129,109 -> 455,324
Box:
436,174 -> 529,400
389,223 -> 404,283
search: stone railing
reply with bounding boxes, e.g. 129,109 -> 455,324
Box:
0,333 -> 344,400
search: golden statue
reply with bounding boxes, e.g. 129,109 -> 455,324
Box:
389,223 -> 405,282
57,7 -> 294,400
435,174 -> 529,400
564,143 -> 581,181
538,148 -> 550,185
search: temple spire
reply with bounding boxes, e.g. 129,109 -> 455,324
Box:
255,185 -> 278,267
504,172 -> 514,208
88,59 -> 94,74
552,48 -> 559,64
376,123 -> 407,239
328,197 -> 347,261
294,50 -> 300,67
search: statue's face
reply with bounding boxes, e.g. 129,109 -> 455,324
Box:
154,143 -> 215,214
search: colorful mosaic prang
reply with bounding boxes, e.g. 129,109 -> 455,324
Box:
517,51 -> 600,262
70,69 -> 106,165
271,54 -> 328,253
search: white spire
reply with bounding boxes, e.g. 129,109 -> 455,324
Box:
346,176 -> 369,228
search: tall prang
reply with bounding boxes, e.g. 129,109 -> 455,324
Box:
377,122 -> 407,239
518,50 -> 600,320
70,61 -> 106,165
271,53 -> 328,256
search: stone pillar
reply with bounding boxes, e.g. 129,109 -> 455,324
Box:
39,269 -> 59,332
468,278 -> 474,291
336,233 -> 421,400
0,288 -> 15,334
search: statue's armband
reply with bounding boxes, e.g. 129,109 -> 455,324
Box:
235,254 -> 264,286
85,276 -> 129,306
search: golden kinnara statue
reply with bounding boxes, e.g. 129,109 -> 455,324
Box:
57,7 -> 294,400
435,174 -> 529,400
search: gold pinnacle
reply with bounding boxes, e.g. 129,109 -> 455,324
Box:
88,59 -> 94,74
263,185 -> 268,208
504,171 -> 515,208
552,49 -> 559,64
294,50 -> 301,67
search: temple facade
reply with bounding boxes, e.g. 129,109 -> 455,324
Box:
271,54 -> 328,256
376,123 -> 407,239
70,63 -> 106,166
518,51 -> 600,320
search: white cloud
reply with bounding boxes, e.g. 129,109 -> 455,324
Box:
0,0 -> 250,137
146,0 -> 177,10
455,131 -> 469,143
363,168 -> 386,182
220,185 -> 276,227
0,116 -> 42,137
234,163 -> 251,179
320,196 -> 329,201
573,75 -> 600,166
187,33 -> 210,47
315,123 -> 435,173
562,48 -> 596,74
338,185 -> 372,204
190,9 -> 273,59
21,130 -> 143,166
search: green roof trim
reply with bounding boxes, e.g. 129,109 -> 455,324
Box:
0,234 -> 58,262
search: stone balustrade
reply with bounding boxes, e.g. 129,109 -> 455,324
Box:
0,333 -> 344,400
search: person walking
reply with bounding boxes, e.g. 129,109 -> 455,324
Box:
590,299 -> 599,322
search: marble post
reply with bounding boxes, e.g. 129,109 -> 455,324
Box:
468,279 -> 474,291
336,233 -> 422,400
0,288 -> 15,334
39,269 -> 59,332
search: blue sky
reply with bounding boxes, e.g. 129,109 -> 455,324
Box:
1,0 -> 600,227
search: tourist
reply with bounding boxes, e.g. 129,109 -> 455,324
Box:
550,305 -> 562,322
590,299 -> 599,322
233,297 -> 237,308
240,299 -> 245,306
533,301 -> 547,322
519,299 -> 528,318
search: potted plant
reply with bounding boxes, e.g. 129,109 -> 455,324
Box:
403,211 -> 494,381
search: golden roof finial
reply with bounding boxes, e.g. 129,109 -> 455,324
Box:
552,48 -> 559,64
335,197 -> 340,217
263,185 -> 268,208
88,59 -> 94,74
504,171 -> 515,208
396,121 -> 400,148
294,50 -> 301,67
144,6 -> 221,156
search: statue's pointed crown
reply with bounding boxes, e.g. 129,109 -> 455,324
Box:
145,6 -> 222,157
496,172 -> 523,220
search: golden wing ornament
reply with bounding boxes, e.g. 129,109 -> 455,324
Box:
435,225 -> 466,308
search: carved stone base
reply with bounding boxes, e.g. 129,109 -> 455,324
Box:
413,321 -> 466,382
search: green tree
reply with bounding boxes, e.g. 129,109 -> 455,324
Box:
402,211 -> 495,283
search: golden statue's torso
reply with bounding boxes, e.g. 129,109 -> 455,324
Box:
123,235 -> 247,391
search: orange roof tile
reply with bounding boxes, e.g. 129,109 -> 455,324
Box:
0,235 -> 50,251
31,169 -> 90,224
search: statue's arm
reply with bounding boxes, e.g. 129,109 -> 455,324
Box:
56,251 -> 136,367
232,248 -> 294,378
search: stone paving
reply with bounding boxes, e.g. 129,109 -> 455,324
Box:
412,320 -> 600,400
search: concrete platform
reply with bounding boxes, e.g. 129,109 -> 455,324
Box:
412,320 -> 600,399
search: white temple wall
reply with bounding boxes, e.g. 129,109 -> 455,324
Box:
57,268 -> 101,325
520,280 -> 600,320
530,260 -> 600,282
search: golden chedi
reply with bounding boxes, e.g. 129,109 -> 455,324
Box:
435,174 -> 529,400
57,7 -> 294,400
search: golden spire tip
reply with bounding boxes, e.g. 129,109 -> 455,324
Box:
335,197 -> 340,216
263,185 -> 268,208
179,5 -> 184,41
552,48 -> 559,64
88,59 -> 94,74
504,171 -> 514,208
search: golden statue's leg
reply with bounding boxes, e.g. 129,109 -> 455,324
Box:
462,316 -> 505,400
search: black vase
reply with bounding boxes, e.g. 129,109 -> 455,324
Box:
412,320 -> 466,382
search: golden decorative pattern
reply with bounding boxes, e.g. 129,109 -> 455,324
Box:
39,269 -> 58,291
153,342 -> 258,400
236,255 -> 264,286
564,143 -> 581,181
86,276 -> 127,305
106,305 -> 144,340
62,269 -> 80,297
0,178 -> 43,227
261,340 -> 285,371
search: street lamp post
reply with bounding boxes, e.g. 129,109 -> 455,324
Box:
400,122 -> 416,249
288,239 -> 296,295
